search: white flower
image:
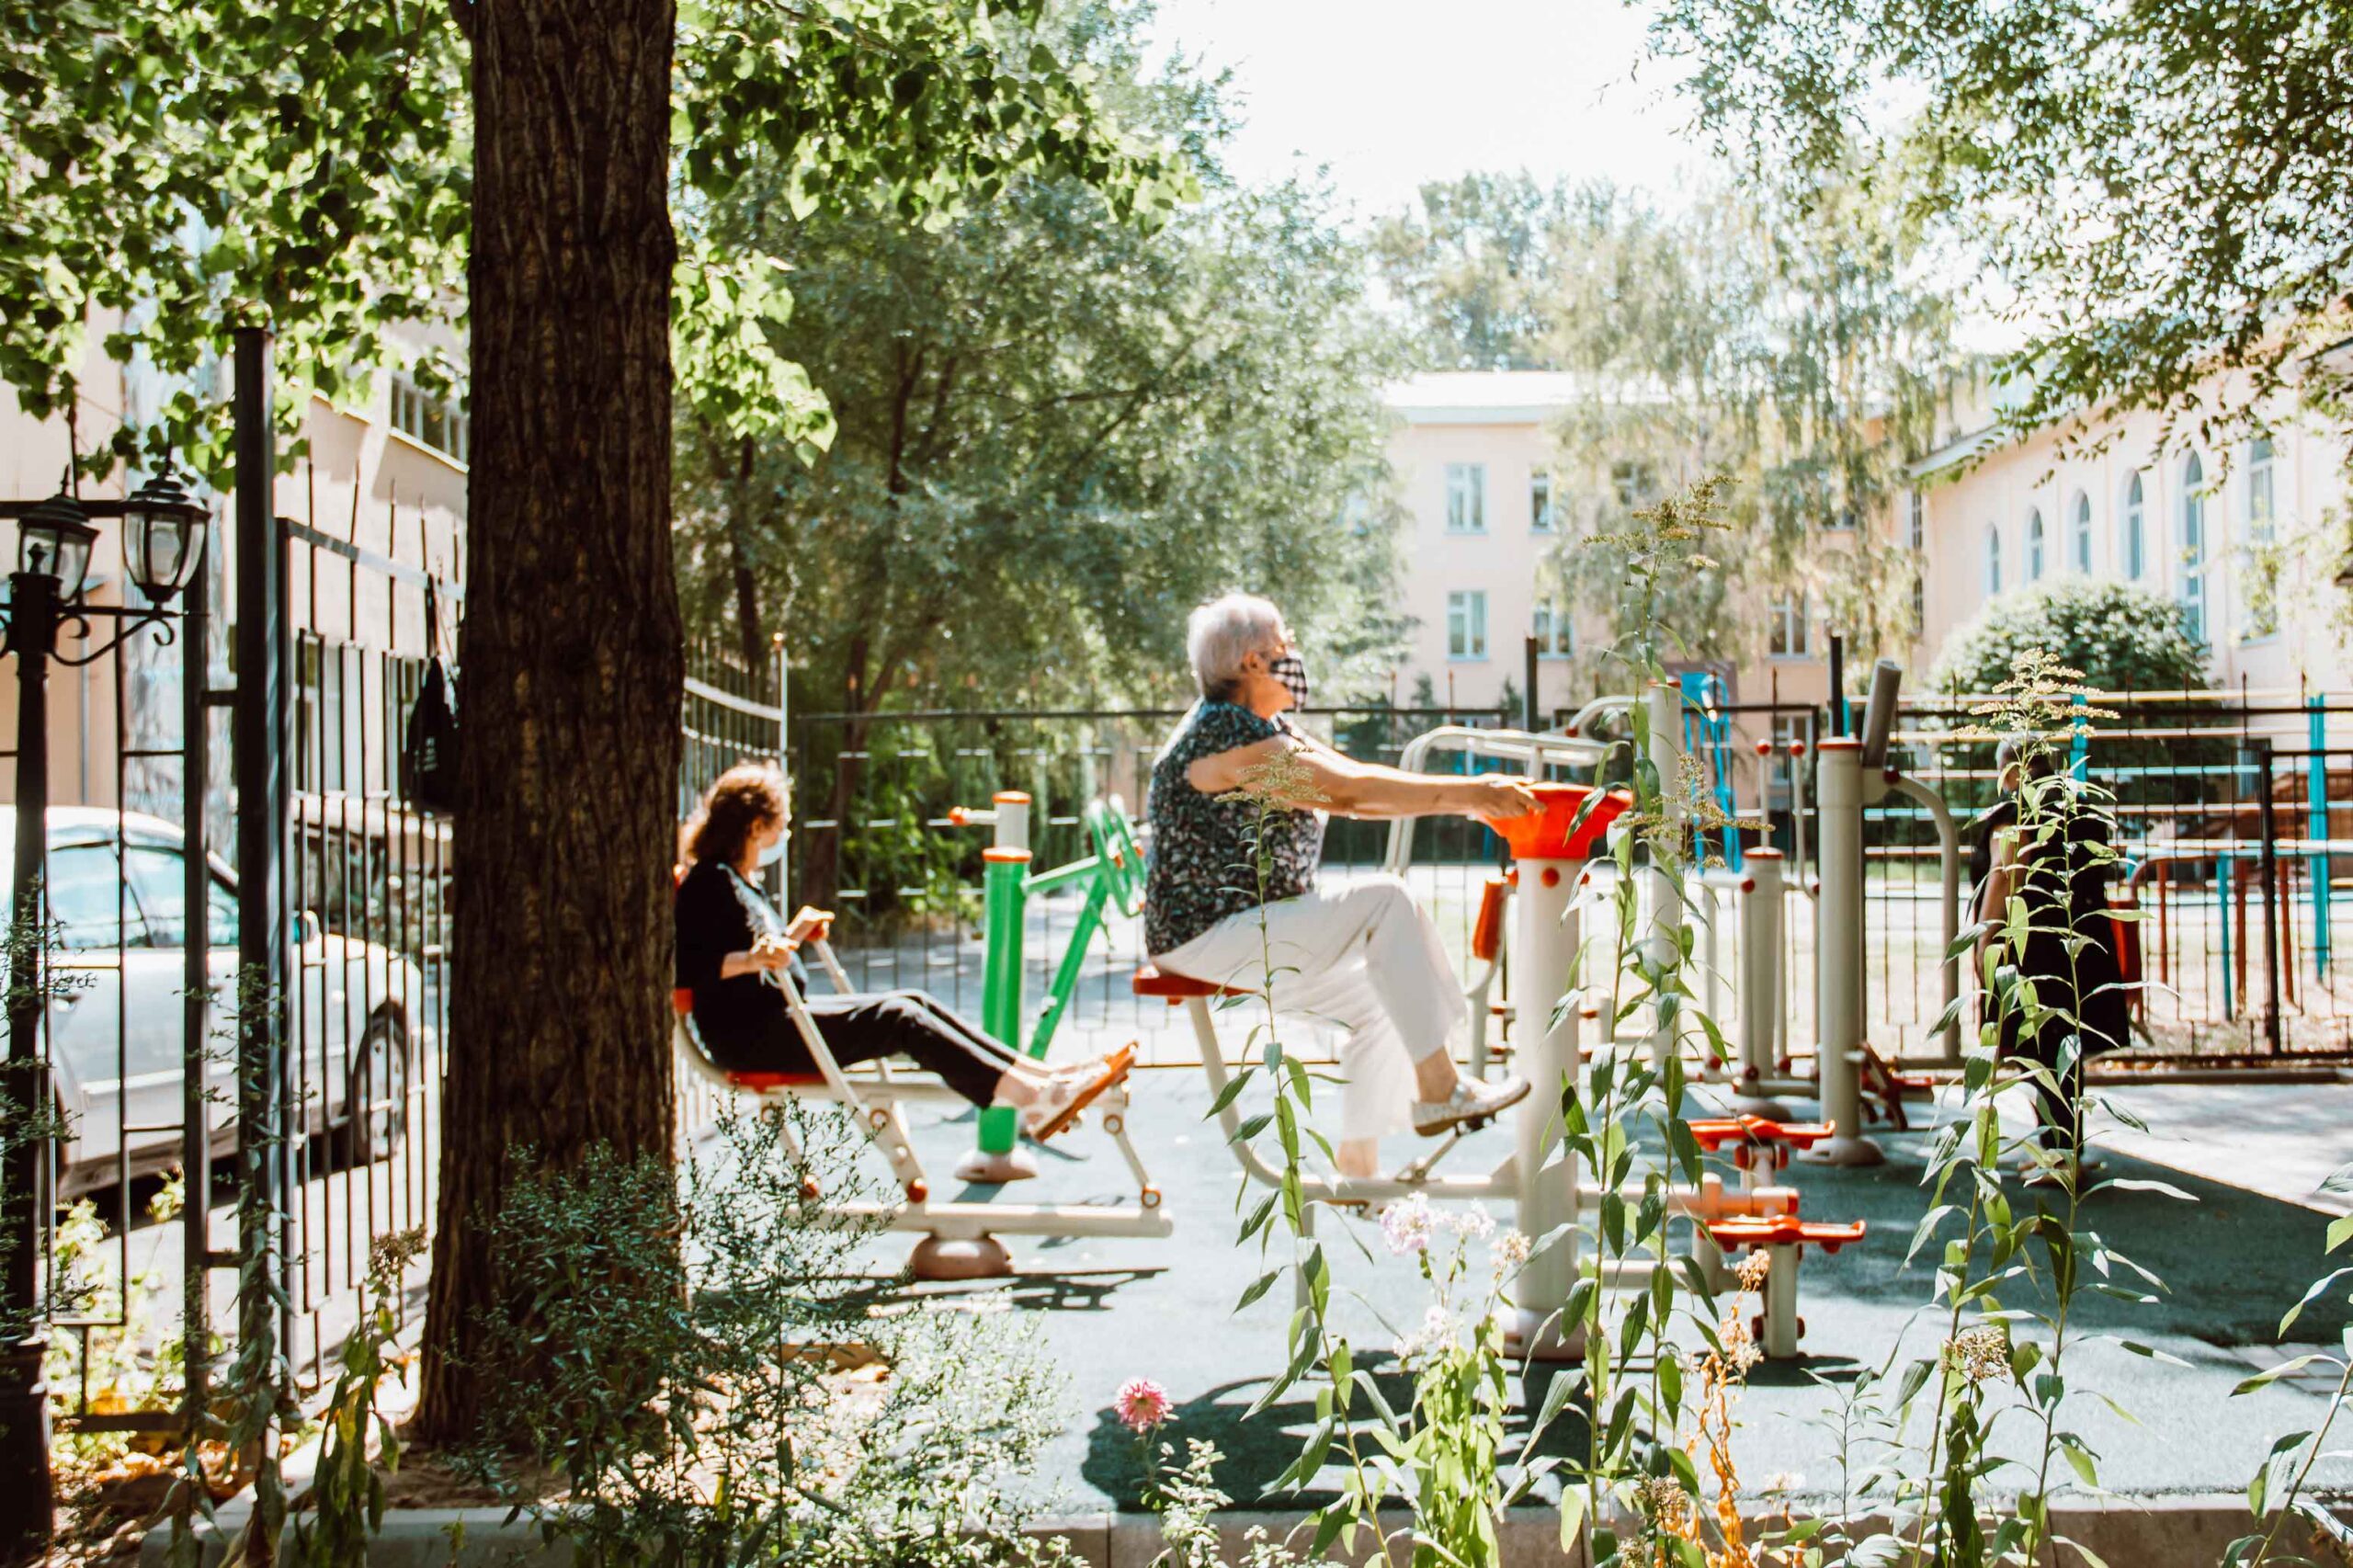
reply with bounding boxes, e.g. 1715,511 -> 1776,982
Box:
1392,1303 -> 1456,1364
1381,1193 -> 1438,1256
1454,1202 -> 1495,1241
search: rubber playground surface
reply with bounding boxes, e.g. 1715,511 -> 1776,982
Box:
800,1063 -> 2353,1513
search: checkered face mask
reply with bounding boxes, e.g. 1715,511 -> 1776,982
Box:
1269,652 -> 1310,710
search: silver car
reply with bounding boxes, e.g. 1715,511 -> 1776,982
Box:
8,807 -> 428,1199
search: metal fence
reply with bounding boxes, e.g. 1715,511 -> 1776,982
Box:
762,692 -> 2353,1072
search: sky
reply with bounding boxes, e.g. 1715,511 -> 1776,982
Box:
1139,0 -> 1711,227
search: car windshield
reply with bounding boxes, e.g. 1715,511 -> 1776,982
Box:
47,841 -> 145,950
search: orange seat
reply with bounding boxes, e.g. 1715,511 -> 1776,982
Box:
672,987 -> 823,1090
1705,1215 -> 1865,1255
1685,1115 -> 1834,1153
724,1069 -> 828,1091
1132,963 -> 1256,1002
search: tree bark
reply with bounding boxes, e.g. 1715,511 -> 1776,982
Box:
416,0 -> 681,1444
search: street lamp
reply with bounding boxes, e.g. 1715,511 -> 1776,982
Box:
0,463 -> 210,1561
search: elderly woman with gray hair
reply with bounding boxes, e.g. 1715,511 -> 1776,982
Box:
1144,592 -> 1540,1180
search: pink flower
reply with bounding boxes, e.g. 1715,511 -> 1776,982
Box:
1115,1377 -> 1173,1433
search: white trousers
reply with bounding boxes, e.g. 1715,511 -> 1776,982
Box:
1153,874 -> 1468,1139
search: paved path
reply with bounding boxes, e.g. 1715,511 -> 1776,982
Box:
797,1062 -> 2353,1513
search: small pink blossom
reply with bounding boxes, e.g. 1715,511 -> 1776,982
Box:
1381,1193 -> 1437,1256
1115,1377 -> 1173,1433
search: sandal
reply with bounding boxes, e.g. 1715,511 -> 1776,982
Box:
1023,1043 -> 1137,1143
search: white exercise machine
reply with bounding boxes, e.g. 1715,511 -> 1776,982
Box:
673,909 -> 1172,1279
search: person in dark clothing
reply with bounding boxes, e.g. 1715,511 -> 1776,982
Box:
676,764 -> 1130,1142
1968,736 -> 2132,1170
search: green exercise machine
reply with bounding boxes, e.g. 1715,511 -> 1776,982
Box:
949,790 -> 1148,1182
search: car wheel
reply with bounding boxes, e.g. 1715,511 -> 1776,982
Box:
338,1010 -> 411,1165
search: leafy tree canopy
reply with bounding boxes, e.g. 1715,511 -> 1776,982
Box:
1643,0 -> 2353,455
672,6 -> 1408,716
0,0 -> 1195,483
1932,578 -> 2212,697
1375,172 -> 1954,667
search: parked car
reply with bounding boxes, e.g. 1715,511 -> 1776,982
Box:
6,807 -> 428,1199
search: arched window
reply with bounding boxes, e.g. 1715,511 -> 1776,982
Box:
2181,452 -> 2208,642
2027,508 -> 2046,580
2124,473 -> 2146,580
1985,524 -> 2002,596
2243,435 -> 2278,638
2071,492 -> 2093,574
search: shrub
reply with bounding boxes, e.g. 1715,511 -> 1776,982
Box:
1931,578 -> 2210,697
452,1107 -> 1068,1568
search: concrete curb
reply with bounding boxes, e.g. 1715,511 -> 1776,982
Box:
142,1494 -> 2353,1568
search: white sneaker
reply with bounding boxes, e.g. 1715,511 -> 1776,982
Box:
1413,1074 -> 1531,1137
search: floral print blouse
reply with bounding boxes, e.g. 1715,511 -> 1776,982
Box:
1143,700 -> 1324,955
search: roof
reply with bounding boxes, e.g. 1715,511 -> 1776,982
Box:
1383,371 -> 1594,426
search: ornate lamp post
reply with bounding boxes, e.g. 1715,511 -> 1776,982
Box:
0,462 -> 207,1558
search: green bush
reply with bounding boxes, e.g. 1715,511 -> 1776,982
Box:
453,1108 -> 1068,1568
1930,578 -> 2211,697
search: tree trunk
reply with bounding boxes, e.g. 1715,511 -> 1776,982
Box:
416,0 -> 681,1445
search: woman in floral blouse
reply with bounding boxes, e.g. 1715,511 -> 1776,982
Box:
1145,593 -> 1540,1179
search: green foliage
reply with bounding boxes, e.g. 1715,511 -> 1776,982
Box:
0,0 -> 1191,483
1375,175 -> 1952,662
296,1227 -> 426,1568
1931,579 -> 2211,697
1806,657 -> 2174,1566
454,1108 -> 1067,1568
1643,0 -> 2353,454
2226,1161 -> 2353,1567
673,6 -> 1407,714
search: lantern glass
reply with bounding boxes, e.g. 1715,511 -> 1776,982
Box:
18,500 -> 97,600
125,506 -> 203,602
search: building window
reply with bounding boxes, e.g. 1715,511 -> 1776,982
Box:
1610,460 -> 1655,509
1768,591 -> 1809,658
1532,597 -> 1573,658
2243,435 -> 2278,639
1985,525 -> 2002,596
1910,573 -> 1925,632
1445,464 -> 1487,534
1907,490 -> 1925,551
1825,506 -> 1858,532
2027,508 -> 2045,581
1529,472 -> 1554,533
390,375 -> 471,464
1447,590 -> 1488,660
2181,452 -> 2208,642
2124,472 -> 2146,580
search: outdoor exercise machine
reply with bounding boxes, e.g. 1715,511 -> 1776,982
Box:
946,790 -> 1148,1182
672,905 -> 1172,1280
1140,722 -> 1832,1359
1803,659 -> 1961,1165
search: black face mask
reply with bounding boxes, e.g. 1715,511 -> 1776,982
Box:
1269,652 -> 1311,710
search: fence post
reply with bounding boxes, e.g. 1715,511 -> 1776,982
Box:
2254,740 -> 2283,1054
2308,693 -> 2331,978
231,324 -> 290,1561
177,542 -> 212,1454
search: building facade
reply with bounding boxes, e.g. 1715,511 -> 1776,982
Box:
1904,373 -> 2353,725
0,324 -> 469,814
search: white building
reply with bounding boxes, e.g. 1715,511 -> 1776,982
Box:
1905,369 -> 2353,721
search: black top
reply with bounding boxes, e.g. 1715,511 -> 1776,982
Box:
1966,785 -> 2131,1059
1143,701 -> 1325,955
676,858 -> 805,1047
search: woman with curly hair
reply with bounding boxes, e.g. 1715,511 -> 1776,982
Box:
677,763 -> 1129,1142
